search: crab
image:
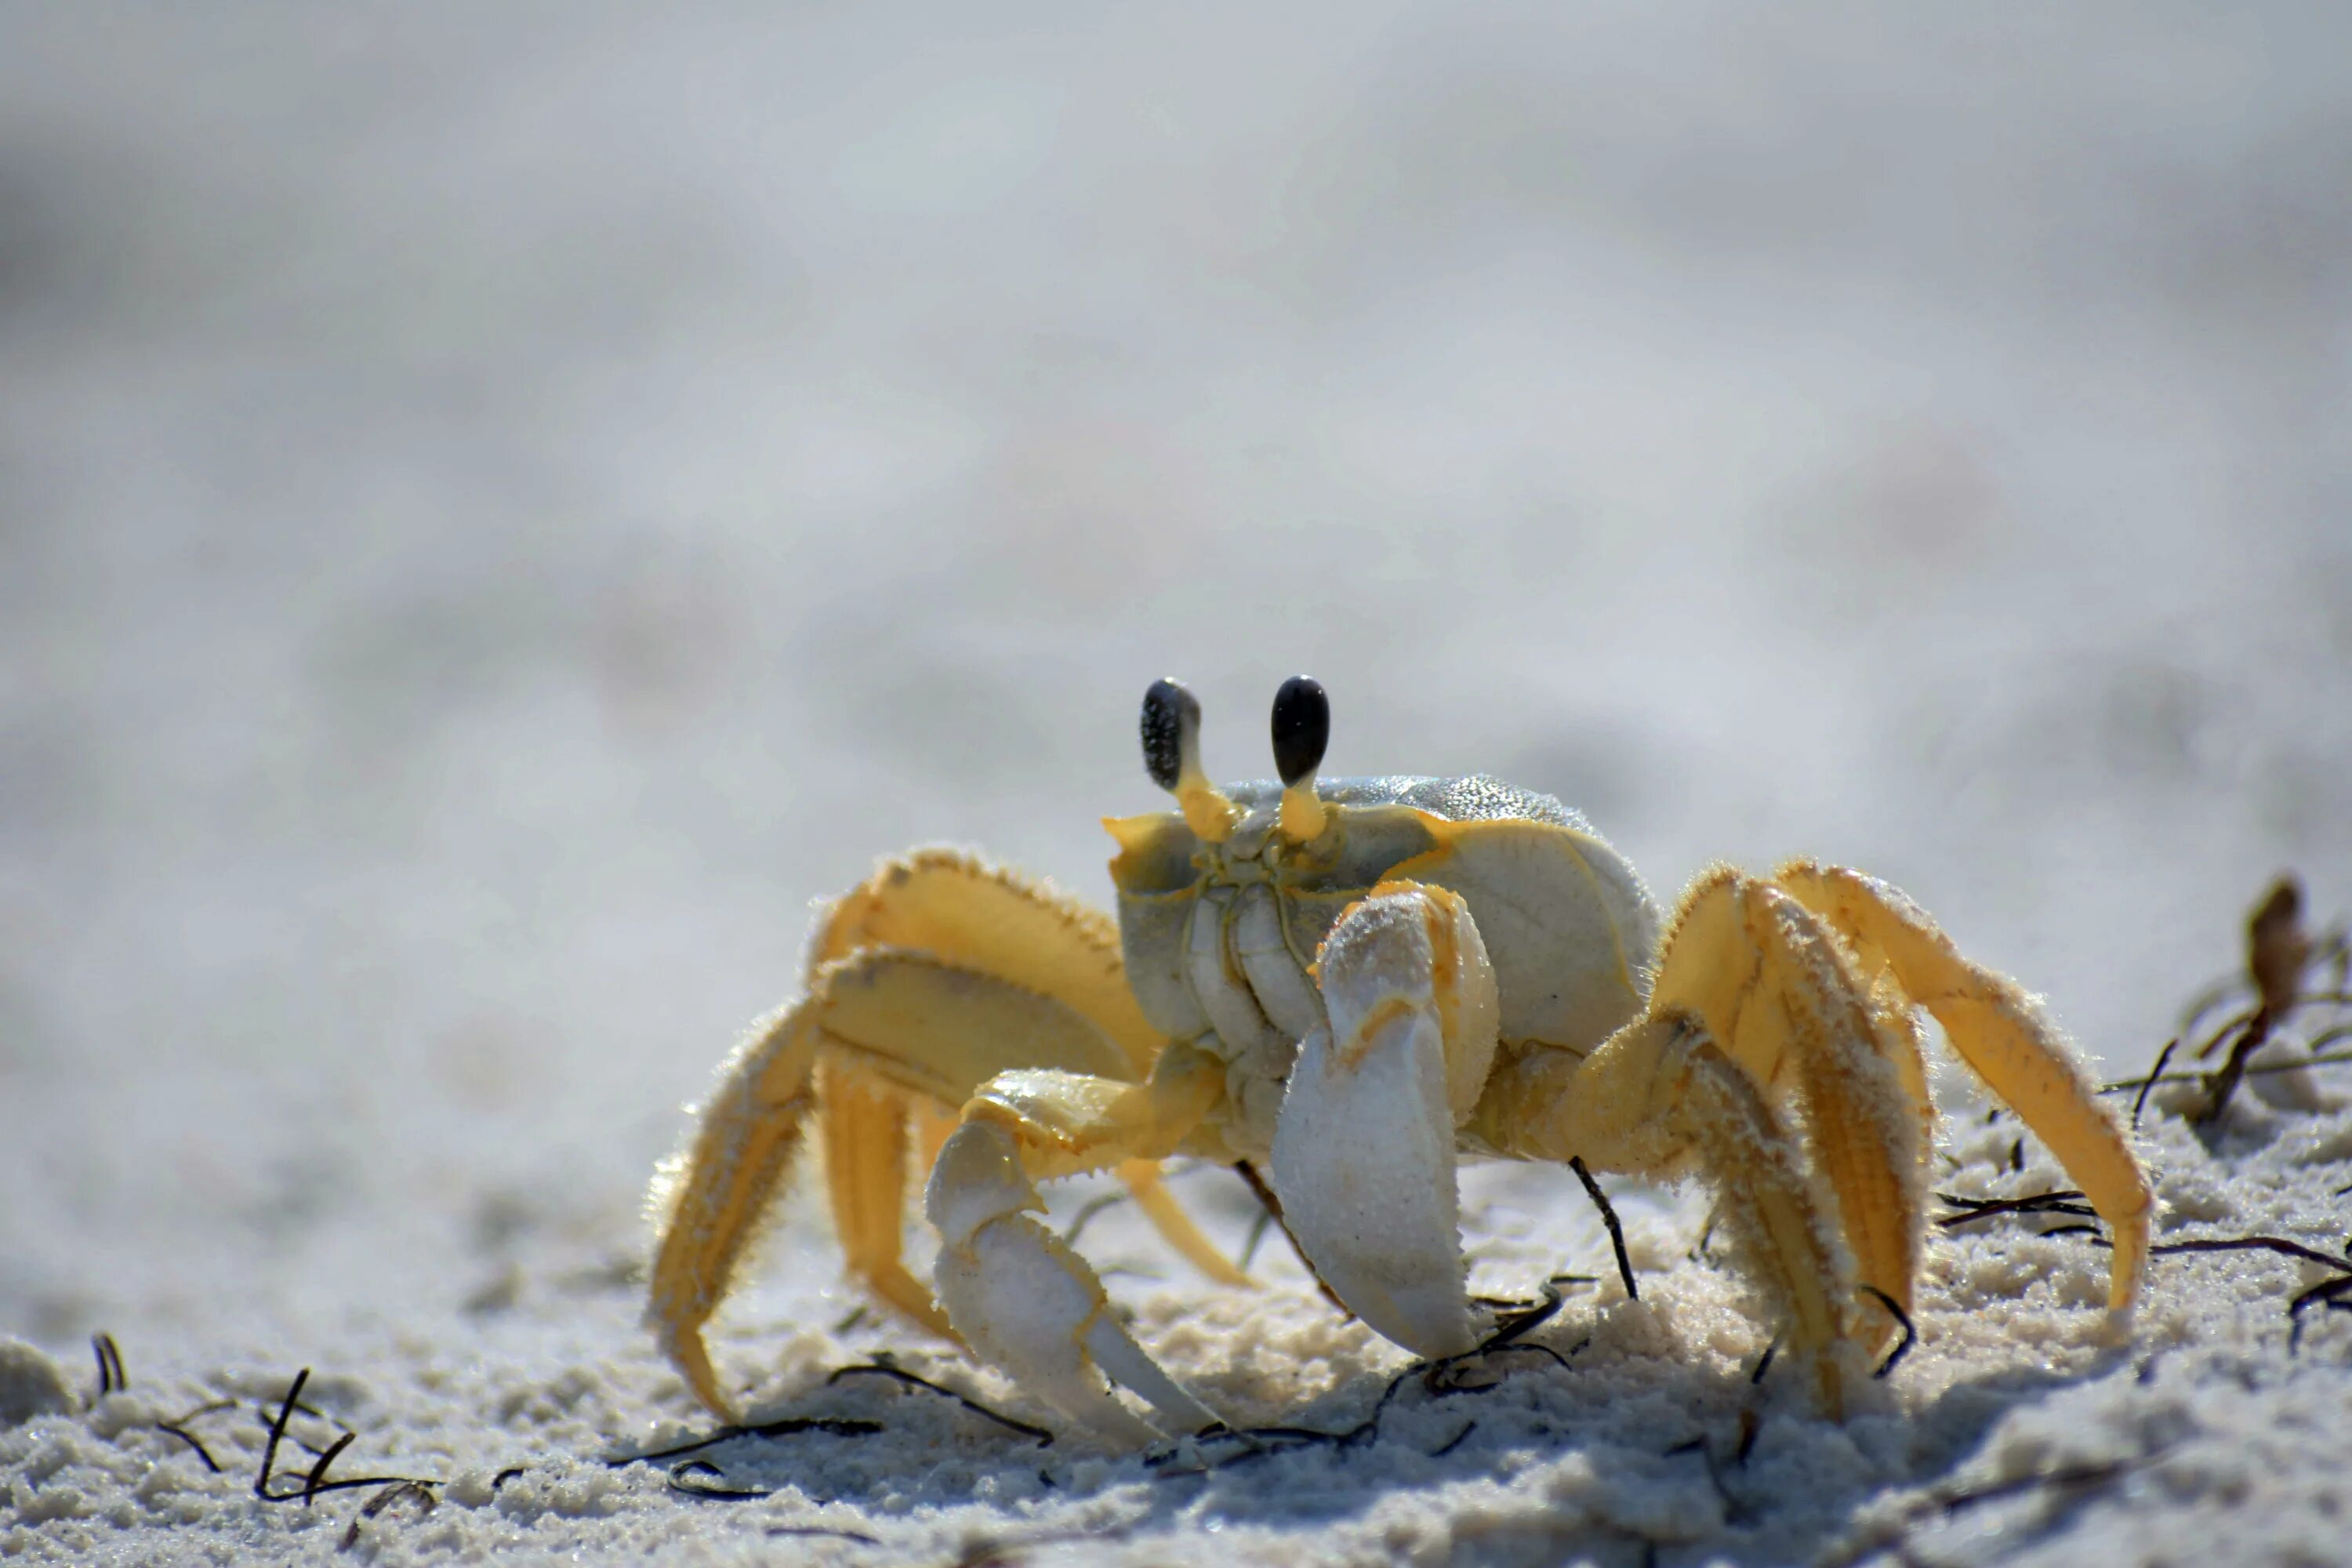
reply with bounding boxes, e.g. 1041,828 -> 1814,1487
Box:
647,677 -> 2152,1439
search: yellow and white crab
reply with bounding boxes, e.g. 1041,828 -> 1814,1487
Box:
647,677 -> 2151,1439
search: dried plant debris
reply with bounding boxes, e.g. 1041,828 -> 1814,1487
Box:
2176,875 -> 2350,1125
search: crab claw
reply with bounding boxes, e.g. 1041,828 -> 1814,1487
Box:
1269,883 -> 1501,1358
927,1120 -> 1221,1441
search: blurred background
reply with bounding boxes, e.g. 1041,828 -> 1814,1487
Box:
3,2 -> 2347,1344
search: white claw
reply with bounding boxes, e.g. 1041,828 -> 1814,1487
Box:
1269,888 -> 1498,1359
927,1121 -> 1218,1440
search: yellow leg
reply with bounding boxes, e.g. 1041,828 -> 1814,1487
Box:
1649,870 -> 1928,1327
648,946 -> 1142,1421
1773,862 -> 2153,1322
808,850 -> 1237,1323
1479,1013 -> 1860,1417
1117,1161 -> 1253,1287
646,1001 -> 823,1419
818,1066 -> 955,1338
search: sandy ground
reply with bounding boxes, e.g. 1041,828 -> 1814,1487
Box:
4,3 -> 2351,1563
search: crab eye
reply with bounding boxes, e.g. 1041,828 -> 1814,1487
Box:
1270,676 -> 1329,787
1140,678 -> 1199,792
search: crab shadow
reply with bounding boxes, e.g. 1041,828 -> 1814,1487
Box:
668,1314 -> 2115,1567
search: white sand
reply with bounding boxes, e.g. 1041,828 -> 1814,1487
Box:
8,1083 -> 2352,1566
5,3 -> 2351,1563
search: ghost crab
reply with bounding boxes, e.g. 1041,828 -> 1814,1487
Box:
648,677 -> 2151,1439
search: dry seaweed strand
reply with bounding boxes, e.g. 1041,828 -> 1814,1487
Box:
1935,1189 -> 2097,1229
1664,1433 -> 1749,1523
2091,875 -> 2352,1127
952,1525 -> 1134,1567
605,1412 -> 886,1468
826,1359 -> 1054,1445
1951,1189 -> 2352,1353
1059,1192 -> 1127,1248
1859,1285 -> 1917,1379
1824,1450 -> 2162,1568
90,1333 -> 126,1398
154,1399 -> 236,1474
1233,1160 -> 1351,1316
2199,878 -> 2316,1123
252,1369 -> 441,1506
1149,1281 -> 1589,1476
337,1480 -> 437,1553
1570,1156 -> 1640,1301
666,1457 -> 775,1501
768,1522 -> 886,1546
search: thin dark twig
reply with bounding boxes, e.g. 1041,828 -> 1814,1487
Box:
1733,1406 -> 1762,1466
1061,1192 -> 1126,1248
1939,1461 -> 2129,1515
1859,1286 -> 1915,1379
91,1333 -> 126,1397
2131,1038 -> 2178,1131
1824,1454 -> 2159,1566
667,1459 -> 772,1501
2288,1276 -> 2352,1353
606,1414 -> 885,1467
1482,1280 -> 1567,1350
1234,1160 -> 1350,1317
2176,976 -> 2246,1044
1934,1190 -> 2094,1229
1570,1156 -> 1639,1301
253,1369 -> 310,1500
247,1398 -> 349,1465
1237,1207 -> 1276,1274
2191,1010 -> 2257,1063
2099,1049 -> 2352,1097
2145,1235 -> 2352,1271
827,1363 -> 1053,1445
2196,1012 -> 2277,1125
303,1431 -> 358,1504
1749,1336 -> 1780,1386
768,1523 -> 884,1545
250,1367 -> 441,1504
1152,1327 -> 1590,1475
1429,1421 -> 1476,1457
492,1467 -> 528,1492
1664,1434 -> 1742,1518
153,1398 -> 237,1473
154,1424 -> 223,1472
337,1479 -> 437,1553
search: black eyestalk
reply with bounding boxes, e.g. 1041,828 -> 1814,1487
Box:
1139,677 -> 1237,841
1270,675 -> 1330,841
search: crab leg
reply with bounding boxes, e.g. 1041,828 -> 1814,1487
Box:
1478,1014 -> 1864,1417
1650,870 -> 1930,1327
927,1045 -> 1229,1438
808,849 -> 1238,1315
1773,862 -> 2153,1323
650,948 -> 1143,1420
1268,882 -> 1501,1358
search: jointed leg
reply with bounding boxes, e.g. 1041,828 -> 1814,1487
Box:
650,945 -> 1148,1420
1773,862 -> 2153,1321
1478,1014 -> 1864,1417
808,851 -> 1237,1326
819,1066 -> 955,1337
1650,870 -> 1929,1326
647,1000 -> 824,1418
